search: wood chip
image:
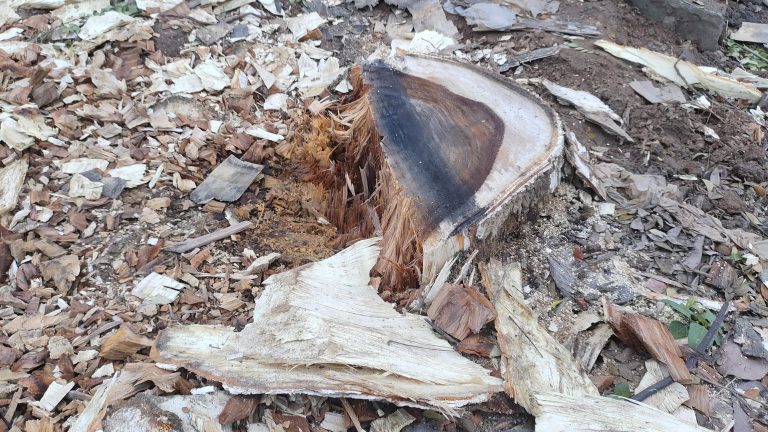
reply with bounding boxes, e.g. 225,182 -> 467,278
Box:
456,334 -> 495,357
370,409 -> 416,432
629,80 -> 686,104
427,283 -> 496,340
131,272 -> 186,305
534,393 -> 711,431
69,373 -> 121,432
237,252 -> 281,276
684,384 -> 711,416
218,395 -> 259,424
705,260 -> 737,291
574,323 -> 614,372
100,325 -> 154,360
636,360 -> 690,413
190,155 -> 264,204
542,80 -> 633,142
731,22 -> 768,44
0,159 -> 28,214
153,239 -> 503,411
39,255 -> 80,292
35,381 -> 74,412
604,301 -> 692,383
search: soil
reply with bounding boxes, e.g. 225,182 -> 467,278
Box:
152,22 -> 189,57
727,0 -> 768,28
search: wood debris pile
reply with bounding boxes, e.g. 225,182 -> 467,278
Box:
0,0 -> 767,431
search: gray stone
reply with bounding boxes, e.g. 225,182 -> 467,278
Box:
613,286 -> 635,305
626,0 -> 725,51
593,220 -> 608,233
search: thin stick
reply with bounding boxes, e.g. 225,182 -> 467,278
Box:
165,221 -> 254,253
631,376 -> 674,401
695,374 -> 768,408
341,398 -> 365,432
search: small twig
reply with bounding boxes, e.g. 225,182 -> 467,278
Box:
158,12 -> 213,25
71,320 -> 123,347
740,44 -> 768,65
340,398 -> 365,432
687,300 -> 730,361
636,271 -> 687,289
165,221 -> 254,253
631,376 -> 674,401
223,12 -> 260,23
695,373 -> 768,408
138,255 -> 172,273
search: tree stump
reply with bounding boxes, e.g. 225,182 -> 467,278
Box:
318,55 -> 564,291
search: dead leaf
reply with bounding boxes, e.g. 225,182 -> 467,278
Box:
716,340 -> 768,380
427,283 -> 496,340
604,301 -> 692,383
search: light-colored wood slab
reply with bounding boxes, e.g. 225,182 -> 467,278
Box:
152,239 -> 503,412
479,259 -> 598,415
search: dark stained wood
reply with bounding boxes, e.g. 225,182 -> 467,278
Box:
364,62 -> 503,235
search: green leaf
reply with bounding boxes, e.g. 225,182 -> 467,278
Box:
688,322 -> 707,349
700,310 -> 716,325
726,39 -> 768,71
686,296 -> 697,309
669,321 -> 689,339
612,382 -> 632,398
663,300 -> 693,319
693,314 -> 709,327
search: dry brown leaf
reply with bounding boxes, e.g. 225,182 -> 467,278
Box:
427,283 -> 496,340
604,301 -> 692,383
218,395 -> 259,424
136,239 -> 165,269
